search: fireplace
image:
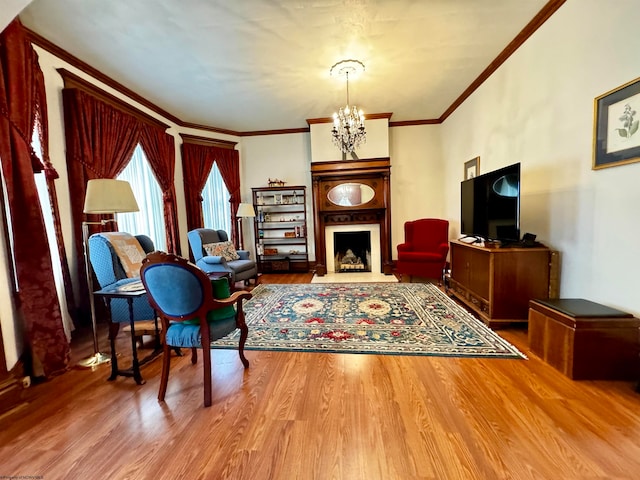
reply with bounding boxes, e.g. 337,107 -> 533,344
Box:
334,231 -> 370,272
326,224 -> 382,273
311,158 -> 392,276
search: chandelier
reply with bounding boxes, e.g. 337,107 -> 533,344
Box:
330,59 -> 366,154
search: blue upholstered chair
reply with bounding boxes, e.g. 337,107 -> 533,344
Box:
140,251 -> 252,407
88,232 -> 156,324
187,228 -> 258,285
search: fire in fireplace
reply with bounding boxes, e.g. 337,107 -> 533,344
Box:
333,231 -> 371,273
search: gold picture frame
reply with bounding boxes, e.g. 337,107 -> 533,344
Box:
593,76 -> 640,170
464,157 -> 480,180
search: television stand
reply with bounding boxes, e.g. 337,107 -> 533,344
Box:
448,240 -> 559,328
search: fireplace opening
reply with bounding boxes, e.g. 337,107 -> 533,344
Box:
333,231 -> 371,273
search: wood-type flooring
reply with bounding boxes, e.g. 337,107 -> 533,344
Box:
1,273 -> 639,479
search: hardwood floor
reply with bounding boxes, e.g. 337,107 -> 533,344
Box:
1,273 -> 640,479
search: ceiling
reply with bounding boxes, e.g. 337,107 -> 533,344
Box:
19,0 -> 556,134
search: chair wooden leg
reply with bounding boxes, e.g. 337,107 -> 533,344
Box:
238,323 -> 249,368
158,344 -> 171,402
190,347 -> 197,364
203,349 -> 212,408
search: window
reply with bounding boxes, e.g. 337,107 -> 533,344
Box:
116,144 -> 166,251
201,162 -> 232,233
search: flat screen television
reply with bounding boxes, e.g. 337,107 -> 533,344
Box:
460,162 -> 521,243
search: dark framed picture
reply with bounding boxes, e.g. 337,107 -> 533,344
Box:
593,76 -> 640,170
464,157 -> 480,180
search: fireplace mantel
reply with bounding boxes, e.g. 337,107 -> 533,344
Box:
311,158 -> 392,276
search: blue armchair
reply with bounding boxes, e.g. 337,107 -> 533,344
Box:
187,228 -> 258,285
88,232 -> 156,324
140,251 -> 252,407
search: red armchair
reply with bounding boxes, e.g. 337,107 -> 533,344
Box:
396,219 -> 449,281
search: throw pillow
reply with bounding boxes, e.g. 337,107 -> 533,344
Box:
101,232 -> 147,278
203,241 -> 240,261
210,276 -> 231,299
184,277 -> 235,325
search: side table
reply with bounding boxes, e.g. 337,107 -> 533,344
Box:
93,284 -> 162,385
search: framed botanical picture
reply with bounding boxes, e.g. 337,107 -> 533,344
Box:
464,157 -> 480,180
593,76 -> 640,169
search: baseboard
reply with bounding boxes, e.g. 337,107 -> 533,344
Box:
0,376 -> 25,417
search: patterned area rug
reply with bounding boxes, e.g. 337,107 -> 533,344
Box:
214,283 -> 525,358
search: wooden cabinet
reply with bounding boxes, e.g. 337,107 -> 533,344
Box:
448,240 -> 558,328
252,186 -> 309,273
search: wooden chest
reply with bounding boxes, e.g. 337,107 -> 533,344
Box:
528,298 -> 639,380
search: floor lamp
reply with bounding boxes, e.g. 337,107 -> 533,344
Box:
236,203 -> 256,251
78,179 -> 139,368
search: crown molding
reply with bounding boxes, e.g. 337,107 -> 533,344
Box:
57,68 -> 170,130
240,127 -> 310,137
26,27 -> 182,126
179,134 -> 237,149
25,0 -> 566,135
178,121 -> 240,137
306,112 -> 393,125
389,119 -> 441,127
439,0 -> 566,122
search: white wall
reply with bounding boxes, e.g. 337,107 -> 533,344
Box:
389,124 -> 444,253
239,124 -> 446,263
239,133 -> 314,260
0,198 -> 21,369
310,118 -> 389,162
0,0 -> 32,32
441,0 -> 640,316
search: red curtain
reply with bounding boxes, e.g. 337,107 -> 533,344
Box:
63,88 -> 141,320
181,142 -> 216,232
32,58 -> 77,323
140,125 -> 179,254
0,20 -> 69,377
212,147 -> 241,247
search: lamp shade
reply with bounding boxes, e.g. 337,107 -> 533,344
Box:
236,203 -> 256,218
83,179 -> 139,214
